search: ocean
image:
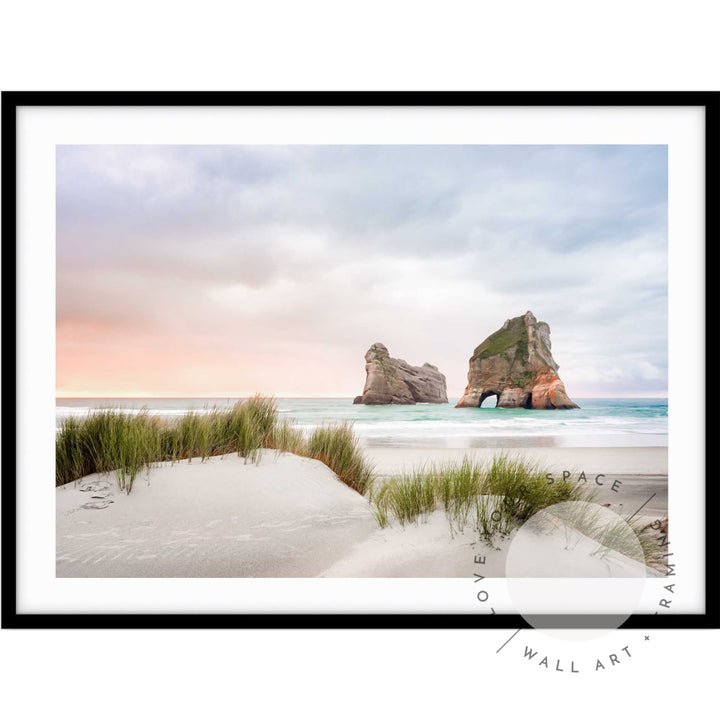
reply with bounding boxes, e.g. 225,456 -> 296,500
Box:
55,397 -> 667,449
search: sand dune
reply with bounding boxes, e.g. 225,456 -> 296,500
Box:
56,448 -> 667,578
56,453 -> 375,577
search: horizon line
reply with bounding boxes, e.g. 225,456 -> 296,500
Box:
55,393 -> 670,400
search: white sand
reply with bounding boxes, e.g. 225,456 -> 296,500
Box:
321,512 -> 662,579
319,512 -> 506,577
364,446 -> 667,476
56,452 -> 376,577
57,447 -> 667,578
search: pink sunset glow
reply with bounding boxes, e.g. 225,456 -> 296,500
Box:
56,145 -> 668,398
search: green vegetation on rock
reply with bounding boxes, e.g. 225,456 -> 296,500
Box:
472,315 -> 529,364
509,370 -> 535,388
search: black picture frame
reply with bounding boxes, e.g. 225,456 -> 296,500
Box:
2,91 -> 716,630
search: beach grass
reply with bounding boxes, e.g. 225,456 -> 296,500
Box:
306,422 -> 374,495
530,498 -> 667,568
369,453 -> 665,566
267,417 -> 307,455
370,453 -> 588,542
56,396 -> 372,496
56,409 -> 160,493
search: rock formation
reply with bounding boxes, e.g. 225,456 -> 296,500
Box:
455,312 -> 579,410
353,343 -> 448,405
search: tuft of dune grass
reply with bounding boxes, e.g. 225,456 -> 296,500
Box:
266,418 -> 307,456
370,453 -> 588,541
55,396 -> 372,497
55,409 -> 161,494
306,422 -> 374,495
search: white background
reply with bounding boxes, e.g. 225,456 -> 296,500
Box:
1,1 -> 717,718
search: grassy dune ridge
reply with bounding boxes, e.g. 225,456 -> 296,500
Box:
56,396 -> 372,494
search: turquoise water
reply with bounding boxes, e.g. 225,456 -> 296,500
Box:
55,397 -> 667,449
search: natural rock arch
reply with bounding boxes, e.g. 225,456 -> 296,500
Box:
478,391 -> 499,408
456,312 -> 579,410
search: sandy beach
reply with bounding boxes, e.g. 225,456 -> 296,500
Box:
56,446 -> 667,578
366,446 -> 667,475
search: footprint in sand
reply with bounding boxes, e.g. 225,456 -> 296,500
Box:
78,479 -> 113,494
76,478 -> 115,509
80,499 -> 115,510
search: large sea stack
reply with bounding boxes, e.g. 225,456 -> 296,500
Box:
456,312 -> 579,410
353,343 -> 448,405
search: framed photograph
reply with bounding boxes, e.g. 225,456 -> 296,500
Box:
2,91 -> 715,629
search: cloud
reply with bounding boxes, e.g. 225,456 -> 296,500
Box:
56,144 -> 667,397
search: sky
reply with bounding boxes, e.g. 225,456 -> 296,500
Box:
56,144 -> 668,398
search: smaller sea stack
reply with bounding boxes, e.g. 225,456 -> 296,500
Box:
353,343 -> 448,405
